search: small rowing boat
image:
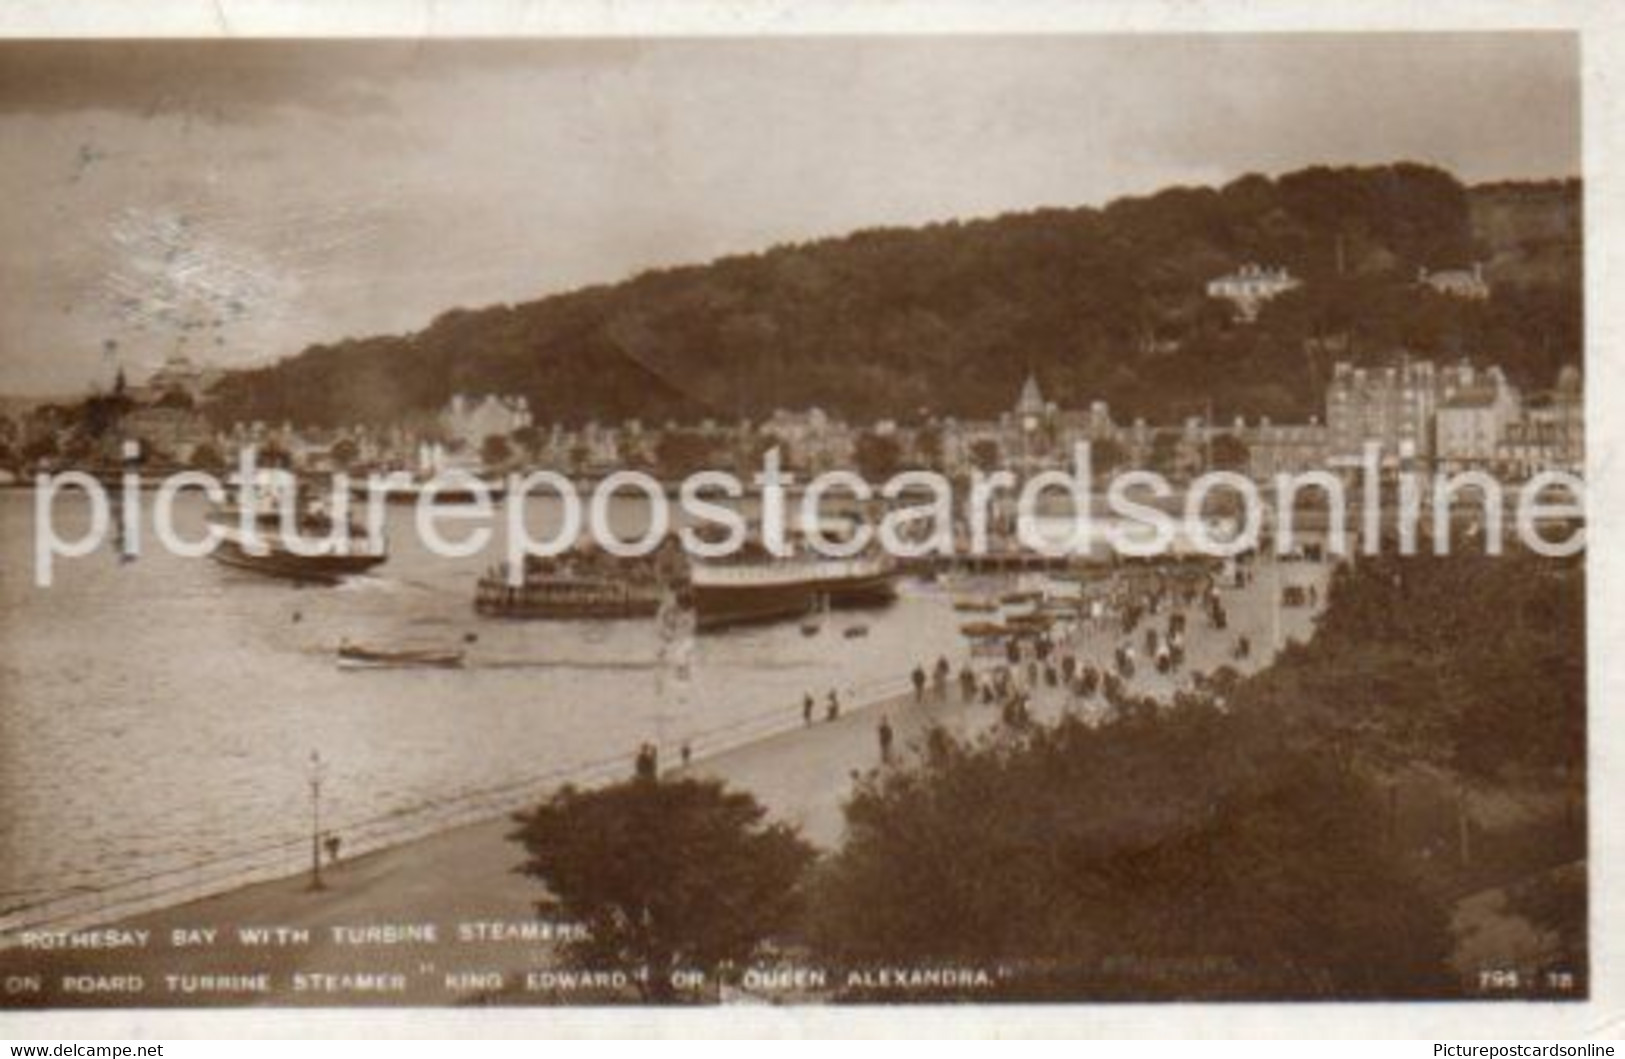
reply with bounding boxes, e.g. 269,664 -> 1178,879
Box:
337,643 -> 466,670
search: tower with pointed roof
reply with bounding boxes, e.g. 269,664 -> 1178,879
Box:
1016,371 -> 1046,419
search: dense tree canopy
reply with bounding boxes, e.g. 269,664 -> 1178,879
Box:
810,704 -> 1455,999
206,166 -> 1580,430
1249,550 -> 1586,779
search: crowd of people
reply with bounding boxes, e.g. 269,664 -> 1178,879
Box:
631,551 -> 1328,777
864,552 -> 1327,763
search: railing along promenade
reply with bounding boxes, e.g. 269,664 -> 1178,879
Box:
0,672 -> 912,948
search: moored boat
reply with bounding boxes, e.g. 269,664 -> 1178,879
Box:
208,474 -> 387,584
337,643 -> 465,670
686,516 -> 898,631
474,546 -> 685,619
689,548 -> 896,630
349,470 -> 507,506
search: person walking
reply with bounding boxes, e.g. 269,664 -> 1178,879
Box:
634,742 -> 658,782
911,664 -> 927,703
803,692 -> 815,727
826,689 -> 841,722
878,716 -> 895,764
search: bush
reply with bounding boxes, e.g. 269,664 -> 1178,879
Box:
510,776 -> 816,1000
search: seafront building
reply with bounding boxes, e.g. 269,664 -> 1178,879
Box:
440,394 -> 533,452
119,404 -> 214,464
5,347 -> 1581,488
936,415 -> 1005,476
1434,366 -> 1522,472
1323,356 -> 1574,478
1496,365 -> 1583,477
1326,359 -> 1446,470
1004,372 -> 1058,474
761,407 -> 857,474
1231,417 -> 1330,480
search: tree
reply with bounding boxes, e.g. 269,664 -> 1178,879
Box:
80,393 -> 133,439
61,433 -> 96,465
189,441 -> 225,471
733,432 -> 779,477
259,441 -> 293,469
1209,432 -> 1250,473
654,430 -> 717,480
511,424 -> 543,459
510,776 -> 816,1000
1090,436 -> 1129,475
809,705 -> 1454,1000
1264,551 -> 1585,781
1148,430 -> 1184,477
21,434 -> 58,467
155,388 -> 195,411
853,432 -> 901,483
329,437 -> 360,469
912,425 -> 943,470
968,439 -> 1002,475
480,433 -> 514,469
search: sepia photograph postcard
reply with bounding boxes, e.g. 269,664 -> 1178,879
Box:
0,0 -> 1620,1042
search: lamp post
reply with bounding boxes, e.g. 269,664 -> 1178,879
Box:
306,750 -> 328,892
1271,553 -> 1284,653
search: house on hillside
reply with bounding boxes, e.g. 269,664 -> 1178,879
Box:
1417,263 -> 1490,301
1205,263 -> 1301,322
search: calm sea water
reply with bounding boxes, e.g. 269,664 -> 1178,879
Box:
0,488 -> 965,913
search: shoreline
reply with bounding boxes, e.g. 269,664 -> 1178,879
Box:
0,555 -> 1329,1007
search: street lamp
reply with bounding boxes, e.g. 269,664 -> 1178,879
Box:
306,750 -> 328,891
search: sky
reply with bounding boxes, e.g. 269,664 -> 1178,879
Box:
0,33 -> 1580,396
